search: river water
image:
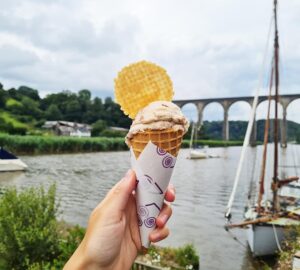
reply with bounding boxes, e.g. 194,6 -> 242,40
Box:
0,145 -> 299,270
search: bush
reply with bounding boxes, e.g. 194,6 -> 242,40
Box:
0,185 -> 60,270
0,185 -> 86,270
143,244 -> 200,270
91,120 -> 107,137
100,129 -> 127,138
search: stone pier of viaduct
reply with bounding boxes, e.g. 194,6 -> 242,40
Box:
174,94 -> 300,147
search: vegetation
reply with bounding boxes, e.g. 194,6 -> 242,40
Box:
182,139 -> 243,148
274,226 -> 300,270
297,131 -> 300,144
0,133 -> 242,155
136,244 -> 199,270
1,83 -> 299,142
0,134 -> 127,155
0,184 -> 199,270
0,83 -> 131,135
0,184 -> 84,270
185,120 -> 300,142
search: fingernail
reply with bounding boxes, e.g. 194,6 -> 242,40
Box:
160,214 -> 169,225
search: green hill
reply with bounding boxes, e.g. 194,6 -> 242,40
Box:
185,120 -> 300,142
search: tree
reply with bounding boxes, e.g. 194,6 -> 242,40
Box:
91,120 -> 107,137
45,104 -> 63,121
18,86 -> 40,101
20,96 -> 43,118
78,89 -> 91,101
65,99 -> 81,122
7,88 -> 20,100
0,88 -> 6,108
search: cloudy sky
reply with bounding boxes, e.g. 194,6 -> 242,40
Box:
0,0 -> 299,122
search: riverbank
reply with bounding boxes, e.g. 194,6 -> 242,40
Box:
0,134 -> 244,155
0,184 -> 199,270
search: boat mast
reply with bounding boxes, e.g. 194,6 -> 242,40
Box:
272,0 -> 280,213
257,63 -> 274,214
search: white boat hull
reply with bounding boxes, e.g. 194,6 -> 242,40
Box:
0,160 -> 27,172
247,224 -> 284,257
188,150 -> 208,159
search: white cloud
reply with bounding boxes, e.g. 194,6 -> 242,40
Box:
0,0 -> 299,122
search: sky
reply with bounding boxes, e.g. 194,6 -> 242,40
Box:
0,0 -> 299,122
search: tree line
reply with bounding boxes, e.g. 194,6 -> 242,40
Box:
0,83 -> 131,135
0,83 -> 299,141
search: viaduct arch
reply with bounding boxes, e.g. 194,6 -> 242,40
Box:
174,94 -> 300,147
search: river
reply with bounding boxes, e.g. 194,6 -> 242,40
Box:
0,145 -> 299,270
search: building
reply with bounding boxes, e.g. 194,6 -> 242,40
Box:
42,121 -> 92,137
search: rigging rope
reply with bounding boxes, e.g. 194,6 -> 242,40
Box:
226,227 -> 248,249
272,224 -> 283,253
225,15 -> 274,220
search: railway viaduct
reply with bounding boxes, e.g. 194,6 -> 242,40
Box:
174,94 -> 300,147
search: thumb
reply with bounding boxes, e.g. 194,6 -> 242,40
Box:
106,169 -> 136,212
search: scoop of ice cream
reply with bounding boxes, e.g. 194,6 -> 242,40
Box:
126,100 -> 189,146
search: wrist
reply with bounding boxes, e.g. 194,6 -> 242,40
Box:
64,242 -> 101,270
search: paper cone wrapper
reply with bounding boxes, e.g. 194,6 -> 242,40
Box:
130,141 -> 176,248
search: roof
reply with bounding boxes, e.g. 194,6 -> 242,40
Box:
43,121 -> 92,130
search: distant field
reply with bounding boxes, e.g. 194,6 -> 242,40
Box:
0,134 -> 244,155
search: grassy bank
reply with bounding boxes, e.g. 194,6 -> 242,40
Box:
182,139 -> 244,148
273,227 -> 300,270
0,134 -> 128,155
0,134 -> 244,155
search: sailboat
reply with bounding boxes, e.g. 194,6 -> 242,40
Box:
0,147 -> 27,172
187,122 -> 220,159
187,122 -> 209,159
225,0 -> 300,257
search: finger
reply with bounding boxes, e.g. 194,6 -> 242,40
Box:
164,183 -> 175,202
149,226 -> 170,242
156,203 -> 172,228
105,169 -> 136,212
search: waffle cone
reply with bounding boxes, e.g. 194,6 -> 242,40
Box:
130,128 -> 184,159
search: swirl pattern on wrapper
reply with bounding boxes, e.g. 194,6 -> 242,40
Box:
156,146 -> 167,156
138,206 -> 149,217
162,156 -> 174,168
144,217 -> 156,228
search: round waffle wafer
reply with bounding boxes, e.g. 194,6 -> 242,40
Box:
114,60 -> 174,119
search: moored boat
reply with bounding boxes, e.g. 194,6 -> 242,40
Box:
0,147 -> 27,172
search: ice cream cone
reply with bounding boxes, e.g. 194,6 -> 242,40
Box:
129,128 -> 184,159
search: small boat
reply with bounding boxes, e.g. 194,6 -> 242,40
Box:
187,123 -> 210,159
189,149 -> 208,159
0,147 -> 27,172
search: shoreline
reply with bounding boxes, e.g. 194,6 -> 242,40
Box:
0,133 -> 264,155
